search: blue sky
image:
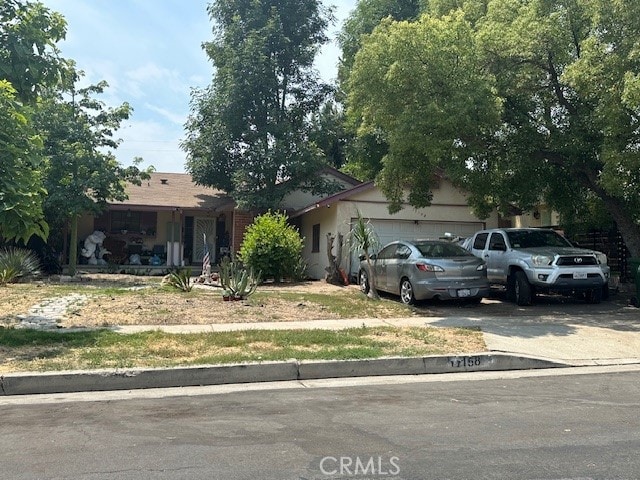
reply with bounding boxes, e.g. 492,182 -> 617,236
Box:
40,0 -> 357,173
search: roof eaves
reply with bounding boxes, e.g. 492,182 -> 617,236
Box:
290,181 -> 376,218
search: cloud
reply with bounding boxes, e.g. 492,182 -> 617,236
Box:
40,0 -> 355,174
144,103 -> 188,126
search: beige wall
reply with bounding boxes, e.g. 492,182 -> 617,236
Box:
298,179 -> 500,280
512,206 -> 560,228
298,204 -> 340,280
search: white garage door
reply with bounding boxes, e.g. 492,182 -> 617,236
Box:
348,219 -> 484,278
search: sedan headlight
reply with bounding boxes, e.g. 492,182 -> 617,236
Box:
531,255 -> 553,266
476,263 -> 486,271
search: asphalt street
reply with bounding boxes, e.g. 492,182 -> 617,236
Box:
2,365 -> 639,480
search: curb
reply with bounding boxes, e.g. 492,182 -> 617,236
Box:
0,353 -> 567,396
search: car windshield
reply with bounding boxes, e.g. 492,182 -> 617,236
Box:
506,230 -> 573,248
415,242 -> 473,258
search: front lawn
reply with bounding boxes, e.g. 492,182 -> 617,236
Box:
0,326 -> 485,373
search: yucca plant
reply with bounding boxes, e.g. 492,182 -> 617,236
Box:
161,268 -> 193,292
0,247 -> 41,286
219,255 -> 260,300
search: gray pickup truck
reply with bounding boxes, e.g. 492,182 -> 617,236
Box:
463,228 -> 610,305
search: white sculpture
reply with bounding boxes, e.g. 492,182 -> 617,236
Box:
81,231 -> 108,265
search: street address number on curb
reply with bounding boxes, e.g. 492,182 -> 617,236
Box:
448,356 -> 483,368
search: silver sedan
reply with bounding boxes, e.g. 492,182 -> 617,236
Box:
359,240 -> 490,305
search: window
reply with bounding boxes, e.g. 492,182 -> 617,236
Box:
377,244 -> 397,260
111,210 -> 141,233
473,233 -> 489,250
489,233 -> 507,251
396,244 -> 411,259
93,210 -> 157,236
312,224 -> 320,253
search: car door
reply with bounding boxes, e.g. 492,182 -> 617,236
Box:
386,243 -> 411,293
374,244 -> 397,293
485,232 -> 509,282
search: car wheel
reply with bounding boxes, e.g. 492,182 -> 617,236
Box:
602,283 -> 610,300
359,270 -> 370,295
585,287 -> 602,304
399,278 -> 415,305
514,271 -> 533,306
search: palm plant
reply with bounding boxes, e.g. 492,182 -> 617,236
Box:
348,210 -> 380,299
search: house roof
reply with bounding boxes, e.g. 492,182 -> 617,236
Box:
109,172 -> 233,211
319,166 -> 363,187
290,181 -> 376,218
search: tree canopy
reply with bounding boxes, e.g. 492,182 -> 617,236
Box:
0,0 -> 71,103
35,77 -> 152,274
344,0 -> 640,256
1,1 -> 150,257
0,80 -> 47,243
0,0 -> 70,243
183,0 -> 340,211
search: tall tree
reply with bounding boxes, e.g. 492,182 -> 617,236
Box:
336,0 -> 422,182
337,0 -> 422,89
0,0 -> 71,244
183,0 -> 339,211
308,100 -> 349,170
346,0 -> 640,256
0,80 -> 47,243
0,0 -> 70,103
36,78 -> 152,275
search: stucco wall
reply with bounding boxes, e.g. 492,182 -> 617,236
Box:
298,204 -> 340,280
298,179 -> 500,280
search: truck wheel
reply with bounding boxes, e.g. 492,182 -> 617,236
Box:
514,271 -> 533,306
585,287 -> 602,304
602,283 -> 610,300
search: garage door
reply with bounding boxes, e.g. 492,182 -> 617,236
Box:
348,219 -> 484,278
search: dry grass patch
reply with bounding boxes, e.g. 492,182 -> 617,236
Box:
0,326 -> 486,373
1,273 -> 416,328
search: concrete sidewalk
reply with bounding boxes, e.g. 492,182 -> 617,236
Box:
3,307 -> 639,396
113,311 -> 640,366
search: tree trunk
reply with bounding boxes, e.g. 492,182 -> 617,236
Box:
578,170 -> 640,258
609,208 -> 640,258
364,253 -> 380,300
325,233 -> 344,285
68,215 -> 78,277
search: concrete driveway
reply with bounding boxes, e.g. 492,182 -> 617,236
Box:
412,288 -> 640,365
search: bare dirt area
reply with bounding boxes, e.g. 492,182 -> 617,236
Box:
3,273 -> 636,329
2,273 -> 374,328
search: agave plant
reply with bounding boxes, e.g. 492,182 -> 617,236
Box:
0,247 -> 41,286
161,268 -> 193,292
219,255 -> 260,300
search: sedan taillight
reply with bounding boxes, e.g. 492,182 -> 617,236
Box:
416,263 -> 444,272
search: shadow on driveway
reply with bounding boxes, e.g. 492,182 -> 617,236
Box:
401,287 -> 640,342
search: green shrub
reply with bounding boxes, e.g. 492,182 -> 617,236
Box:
239,211 -> 304,282
0,247 -> 41,286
